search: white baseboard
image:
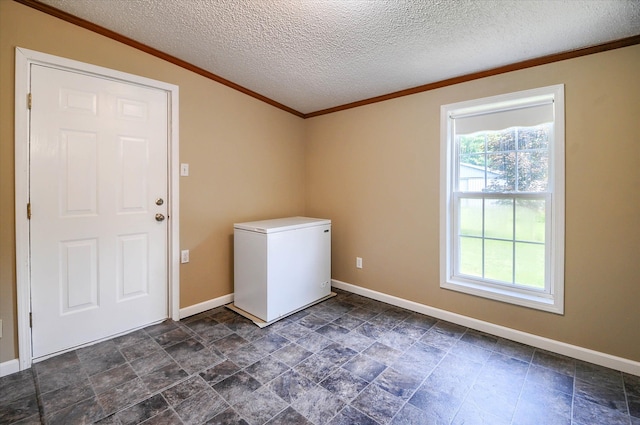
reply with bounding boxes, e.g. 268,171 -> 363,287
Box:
179,293 -> 234,319
332,279 -> 640,376
0,359 -> 20,378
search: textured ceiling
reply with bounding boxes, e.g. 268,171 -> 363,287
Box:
37,0 -> 640,115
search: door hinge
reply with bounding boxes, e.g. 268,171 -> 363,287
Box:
27,93 -> 32,110
29,313 -> 33,328
27,203 -> 31,220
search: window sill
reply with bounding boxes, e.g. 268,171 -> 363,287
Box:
441,278 -> 563,315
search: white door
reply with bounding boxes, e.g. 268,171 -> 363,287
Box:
29,64 -> 169,359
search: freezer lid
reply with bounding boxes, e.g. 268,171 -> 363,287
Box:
234,216 -> 331,233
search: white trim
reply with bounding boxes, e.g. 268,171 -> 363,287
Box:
0,359 -> 21,378
440,84 -> 565,315
331,279 -> 640,376
179,294 -> 235,319
14,47 -> 180,370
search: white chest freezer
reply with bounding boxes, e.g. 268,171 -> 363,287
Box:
233,217 -> 331,323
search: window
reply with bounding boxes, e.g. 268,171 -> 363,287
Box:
440,85 -> 565,314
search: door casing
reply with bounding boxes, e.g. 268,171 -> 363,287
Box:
14,47 -> 180,370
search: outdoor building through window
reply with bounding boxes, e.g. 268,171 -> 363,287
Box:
440,85 -> 565,313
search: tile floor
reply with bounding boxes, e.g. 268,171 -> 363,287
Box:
1,289 -> 639,425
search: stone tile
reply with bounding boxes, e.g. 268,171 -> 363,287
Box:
419,327 -> 460,351
494,338 -> 535,362
295,332 -> 333,353
76,340 -> 120,362
130,350 -> 174,377
342,354 -> 387,382
116,394 -> 168,425
140,361 -> 189,393
212,371 -> 261,404
265,406 -> 311,425
453,401 -> 510,425
233,386 -> 289,425
33,351 -> 80,376
363,342 -> 402,366
347,308 -> 379,321
244,356 -> 290,384
153,327 -> 192,349
273,343 -> 313,367
514,380 -> 573,424
119,338 -> 161,362
252,333 -> 291,353
267,370 -> 316,403
225,343 -> 267,368
0,370 -> 36,404
212,333 -> 249,354
320,367 -> 369,402
275,323 -> 313,341
333,331 -> 376,352
575,379 -> 628,413
352,383 -> 404,424
374,367 -> 423,401
431,321 -> 467,339
167,340 -> 224,375
402,313 -> 438,330
575,360 -> 624,390
93,413 -> 122,424
525,364 -> 574,394
97,378 -> 151,416
315,323 -> 350,341
35,365 -> 88,394
144,320 -> 179,337
162,375 -> 210,407
174,388 -> 228,424
205,406 -> 249,425
90,363 -> 138,394
448,340 -> 492,364
376,329 -> 415,352
41,380 -> 95,415
140,408 -> 182,424
390,342 -> 444,379
291,385 -> 345,425
199,360 -> 242,386
112,329 -> 150,348
329,405 -> 380,425
332,315 -> 364,330
389,403 -> 438,425
0,393 -> 40,424
531,349 -> 576,377
460,329 -> 498,350
294,354 -> 339,383
318,343 -> 358,366
80,349 -> 127,377
46,396 -> 105,425
629,395 -> 640,419
354,322 -> 387,340
625,373 -> 640,398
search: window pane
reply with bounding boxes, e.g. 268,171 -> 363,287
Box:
515,199 -> 545,243
459,155 -> 486,192
485,198 -> 513,240
518,125 -> 550,150
515,242 -> 545,289
517,151 -> 548,192
459,198 -> 482,237
484,239 -> 513,283
459,236 -> 482,278
486,153 -> 515,192
458,134 -> 485,154
486,129 -> 515,152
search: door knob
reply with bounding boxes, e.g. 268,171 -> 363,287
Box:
155,198 -> 164,206
155,213 -> 165,222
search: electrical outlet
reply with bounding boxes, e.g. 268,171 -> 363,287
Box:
180,163 -> 189,176
356,257 -> 363,269
181,250 -> 190,263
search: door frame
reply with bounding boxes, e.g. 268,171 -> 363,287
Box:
14,47 -> 180,370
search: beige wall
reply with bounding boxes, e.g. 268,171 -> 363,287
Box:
0,1 -> 306,363
2,0 -> 639,366
306,44 -> 640,362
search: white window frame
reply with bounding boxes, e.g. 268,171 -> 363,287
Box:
440,85 -> 565,314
